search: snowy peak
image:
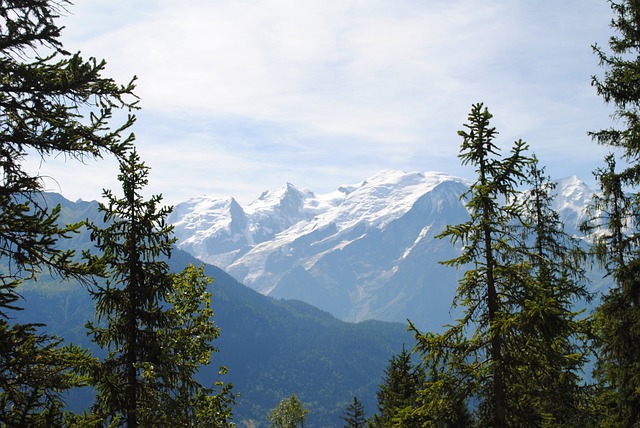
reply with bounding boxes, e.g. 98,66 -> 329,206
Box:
167,196 -> 251,267
248,182 -> 314,224
169,170 -> 597,329
169,196 -> 246,242
333,170 -> 465,229
251,182 -> 309,211
555,176 -> 593,206
553,176 -> 595,234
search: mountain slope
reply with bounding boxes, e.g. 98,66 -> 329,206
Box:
169,170 -> 597,330
17,250 -> 412,426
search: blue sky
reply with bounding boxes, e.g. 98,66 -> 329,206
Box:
31,1 -> 615,205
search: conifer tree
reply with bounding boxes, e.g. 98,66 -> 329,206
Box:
0,0 -> 137,424
369,346 -> 424,427
405,326 -> 474,427
586,0 -> 640,424
87,150 -> 234,427
508,158 -> 593,426
412,103 -> 530,427
582,155 -> 640,426
341,396 -> 366,428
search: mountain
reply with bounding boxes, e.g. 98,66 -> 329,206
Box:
10,193 -> 413,426
169,170 -> 598,331
8,172 -> 602,425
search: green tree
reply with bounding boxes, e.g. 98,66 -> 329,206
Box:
267,394 -> 309,428
404,326 -> 474,427
582,155 -> 640,426
369,346 -> 424,427
152,264 -> 235,427
341,396 -> 366,428
87,150 -> 234,427
0,0 -> 136,424
587,0 -> 640,425
508,158 -> 593,426
413,103 -> 530,427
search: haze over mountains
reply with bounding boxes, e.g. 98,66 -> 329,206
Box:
168,169 -> 598,331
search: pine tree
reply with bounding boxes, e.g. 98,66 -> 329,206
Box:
406,326 -> 474,428
412,103 -> 530,427
87,150 -> 234,427
587,0 -> 640,425
341,396 -> 366,428
507,158 -> 593,426
0,0 -> 137,424
369,346 -> 425,427
582,155 -> 640,426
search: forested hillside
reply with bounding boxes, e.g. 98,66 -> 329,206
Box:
14,239 -> 413,426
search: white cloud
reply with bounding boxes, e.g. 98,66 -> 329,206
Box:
42,0 -> 616,205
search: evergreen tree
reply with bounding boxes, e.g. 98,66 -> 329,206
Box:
405,326 -> 474,428
412,103 -> 530,427
369,346 -> 424,427
267,394 -> 309,428
587,0 -> 640,425
87,150 -> 234,427
582,155 -> 640,426
508,158 -> 593,426
341,396 -> 366,428
0,0 -> 136,424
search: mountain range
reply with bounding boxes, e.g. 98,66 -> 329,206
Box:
13,193 -> 413,426
12,169 -> 602,425
168,169 -> 599,331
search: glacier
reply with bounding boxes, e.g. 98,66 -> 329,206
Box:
168,170 -> 598,330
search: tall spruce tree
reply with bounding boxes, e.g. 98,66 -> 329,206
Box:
412,103 -> 530,427
582,155 -> 640,426
369,346 -> 425,427
508,158 -> 593,426
0,0 -> 136,425
587,0 -> 640,425
87,150 -> 234,427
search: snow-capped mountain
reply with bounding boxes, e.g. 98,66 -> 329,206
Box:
168,170 -> 597,330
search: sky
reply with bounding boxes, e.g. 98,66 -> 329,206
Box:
29,0 -> 616,206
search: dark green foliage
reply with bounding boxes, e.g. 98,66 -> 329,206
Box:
369,346 -> 425,427
591,0 -> 640,185
413,103 -> 530,428
582,155 -> 640,426
86,150 -> 174,427
155,264 -> 235,427
86,151 -> 234,426
0,0 -> 137,317
406,326 -> 475,428
0,0 -> 136,305
341,397 -> 366,428
587,1 -> 640,425
0,320 -> 99,427
412,105 -> 593,427
508,158 -> 593,426
0,0 -> 136,424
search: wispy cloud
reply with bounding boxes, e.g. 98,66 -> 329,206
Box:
39,0 -> 614,205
